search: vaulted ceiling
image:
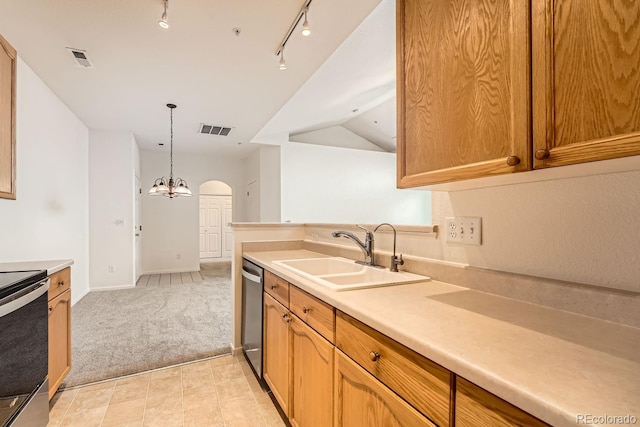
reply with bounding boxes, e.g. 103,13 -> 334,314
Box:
0,0 -> 383,157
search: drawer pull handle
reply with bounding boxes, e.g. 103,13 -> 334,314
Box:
369,351 -> 380,362
48,306 -> 53,312
58,281 -> 64,286
302,306 -> 310,314
282,313 -> 291,323
271,285 -> 277,290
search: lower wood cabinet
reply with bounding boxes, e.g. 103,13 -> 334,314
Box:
47,267 -> 72,399
335,350 -> 436,427
290,314 -> 334,427
261,269 -> 550,427
456,377 -> 549,427
263,292 -> 290,415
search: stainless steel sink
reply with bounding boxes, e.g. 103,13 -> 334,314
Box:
273,257 -> 429,291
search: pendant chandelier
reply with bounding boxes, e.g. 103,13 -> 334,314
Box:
148,103 -> 192,198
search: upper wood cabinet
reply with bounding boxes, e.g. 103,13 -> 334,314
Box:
397,0 -> 532,187
398,0 -> 640,187
531,0 -> 640,168
0,34 -> 17,199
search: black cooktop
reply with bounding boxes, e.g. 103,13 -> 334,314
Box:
0,270 -> 48,299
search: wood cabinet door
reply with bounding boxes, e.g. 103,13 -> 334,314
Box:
290,315 -> 334,427
532,0 -> 640,168
397,0 -> 531,187
0,34 -> 16,199
263,292 -> 290,415
48,289 -> 71,399
334,350 -> 436,427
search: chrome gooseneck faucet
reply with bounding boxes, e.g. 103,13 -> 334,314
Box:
331,225 -> 376,267
373,223 -> 404,272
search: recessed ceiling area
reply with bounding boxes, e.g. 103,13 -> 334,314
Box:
0,0 -> 382,156
254,0 -> 396,152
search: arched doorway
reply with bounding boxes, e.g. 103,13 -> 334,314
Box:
199,180 -> 233,260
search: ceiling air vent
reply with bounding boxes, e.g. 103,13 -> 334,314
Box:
199,124 -> 232,136
66,47 -> 94,68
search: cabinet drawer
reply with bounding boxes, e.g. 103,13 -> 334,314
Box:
456,377 -> 549,427
336,311 -> 451,427
48,267 -> 71,301
290,285 -> 335,343
264,270 -> 289,307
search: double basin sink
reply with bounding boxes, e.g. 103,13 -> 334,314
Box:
273,257 -> 429,291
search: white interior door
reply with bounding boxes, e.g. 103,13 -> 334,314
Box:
222,196 -> 233,258
199,195 -> 222,258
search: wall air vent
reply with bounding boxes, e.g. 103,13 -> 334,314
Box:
66,47 -> 94,68
199,123 -> 232,136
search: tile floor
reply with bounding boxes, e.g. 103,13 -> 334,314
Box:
48,355 -> 286,427
136,271 -> 204,286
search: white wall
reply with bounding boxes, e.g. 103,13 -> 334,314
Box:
200,180 -> 232,195
88,130 -> 140,290
244,149 -> 261,222
141,150 -> 246,273
281,142 -> 430,224
259,145 -> 281,222
0,58 -> 89,304
429,169 -> 640,293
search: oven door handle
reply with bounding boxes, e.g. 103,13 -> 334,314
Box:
0,278 -> 50,318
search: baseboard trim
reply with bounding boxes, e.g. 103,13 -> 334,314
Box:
71,287 -> 90,307
90,284 -> 136,292
142,268 -> 199,275
231,344 -> 243,356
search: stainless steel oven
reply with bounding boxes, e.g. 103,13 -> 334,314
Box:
0,270 -> 50,427
241,259 -> 263,381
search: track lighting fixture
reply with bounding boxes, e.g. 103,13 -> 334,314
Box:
301,7 -> 311,36
158,0 -> 169,29
274,0 -> 313,69
279,49 -> 287,70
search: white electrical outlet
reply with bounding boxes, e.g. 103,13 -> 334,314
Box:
445,217 -> 482,245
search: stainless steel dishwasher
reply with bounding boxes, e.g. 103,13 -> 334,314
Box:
241,258 -> 263,380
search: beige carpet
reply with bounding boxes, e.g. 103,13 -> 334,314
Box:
63,262 -> 232,387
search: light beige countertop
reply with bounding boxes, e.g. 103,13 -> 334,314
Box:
244,249 -> 640,427
0,259 -> 73,275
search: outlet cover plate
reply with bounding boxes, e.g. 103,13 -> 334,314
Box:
445,217 -> 482,245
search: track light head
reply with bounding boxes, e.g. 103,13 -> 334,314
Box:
159,0 -> 169,29
301,8 -> 311,36
279,50 -> 287,70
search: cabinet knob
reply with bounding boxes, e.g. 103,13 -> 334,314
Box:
282,313 -> 291,323
506,156 -> 521,166
369,351 -> 380,362
535,149 -> 550,160
48,306 -> 53,312
302,306 -> 310,314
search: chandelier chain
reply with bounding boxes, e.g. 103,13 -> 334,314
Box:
170,106 -> 174,179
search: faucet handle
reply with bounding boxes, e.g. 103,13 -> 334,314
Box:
355,224 -> 368,232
